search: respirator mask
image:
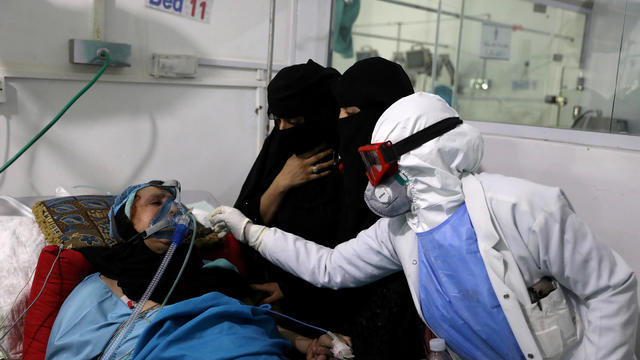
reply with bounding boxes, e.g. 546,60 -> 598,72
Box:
359,117 -> 462,217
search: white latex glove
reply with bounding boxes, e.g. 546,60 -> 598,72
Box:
206,206 -> 268,249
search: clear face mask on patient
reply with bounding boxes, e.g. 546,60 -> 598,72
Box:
143,197 -> 189,240
110,180 -> 190,243
134,181 -> 191,241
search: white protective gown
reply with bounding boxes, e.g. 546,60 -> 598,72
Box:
255,93 -> 638,359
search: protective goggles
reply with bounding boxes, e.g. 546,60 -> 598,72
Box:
358,117 -> 463,186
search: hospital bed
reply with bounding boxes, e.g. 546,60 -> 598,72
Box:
0,189 -> 236,360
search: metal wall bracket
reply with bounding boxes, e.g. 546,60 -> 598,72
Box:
69,39 -> 131,67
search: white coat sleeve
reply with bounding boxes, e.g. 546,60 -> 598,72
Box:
531,189 -> 638,360
257,217 -> 403,289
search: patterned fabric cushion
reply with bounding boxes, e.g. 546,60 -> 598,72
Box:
32,196 -> 116,248
31,195 -> 224,249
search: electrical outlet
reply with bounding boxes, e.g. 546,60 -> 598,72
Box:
151,54 -> 198,78
0,76 -> 6,103
69,39 -> 131,67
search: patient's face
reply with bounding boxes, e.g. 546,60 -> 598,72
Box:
131,186 -> 174,254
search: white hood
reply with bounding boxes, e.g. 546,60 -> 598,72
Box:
371,92 -> 484,232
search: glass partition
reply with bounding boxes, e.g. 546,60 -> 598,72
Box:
330,0 -> 639,136
612,0 -> 640,134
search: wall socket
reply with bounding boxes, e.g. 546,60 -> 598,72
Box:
151,54 -> 198,78
0,76 -> 6,103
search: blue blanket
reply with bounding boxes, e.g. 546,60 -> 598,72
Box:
131,292 -> 291,359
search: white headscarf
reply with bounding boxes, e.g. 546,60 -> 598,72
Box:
371,92 -> 484,232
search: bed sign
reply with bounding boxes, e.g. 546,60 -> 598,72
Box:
146,0 -> 213,23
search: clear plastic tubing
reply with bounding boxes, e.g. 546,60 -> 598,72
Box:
102,216 -> 189,360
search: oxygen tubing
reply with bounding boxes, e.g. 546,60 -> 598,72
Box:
160,214 -> 197,309
101,214 -> 196,360
0,50 -> 111,175
101,242 -> 177,360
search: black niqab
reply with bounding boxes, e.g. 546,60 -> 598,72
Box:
234,60 -> 344,333
333,57 -> 425,360
333,56 -> 414,240
333,56 -> 414,110
235,59 -> 341,229
267,59 -> 341,155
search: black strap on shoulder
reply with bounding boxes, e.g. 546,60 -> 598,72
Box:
380,117 -> 462,164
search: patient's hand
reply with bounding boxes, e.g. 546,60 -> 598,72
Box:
290,335 -> 330,360
279,326 -> 351,360
304,333 -> 352,360
250,282 -> 284,304
305,337 -> 332,360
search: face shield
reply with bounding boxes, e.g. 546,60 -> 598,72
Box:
358,117 -> 462,186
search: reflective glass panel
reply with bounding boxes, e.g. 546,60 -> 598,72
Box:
330,0 -> 638,136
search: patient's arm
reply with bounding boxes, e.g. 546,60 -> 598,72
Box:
250,282 -> 284,304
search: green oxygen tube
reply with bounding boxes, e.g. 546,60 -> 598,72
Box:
0,50 -> 111,175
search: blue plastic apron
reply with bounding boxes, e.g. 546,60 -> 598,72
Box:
417,204 -> 524,360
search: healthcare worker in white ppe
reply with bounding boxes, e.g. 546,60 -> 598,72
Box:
209,92 -> 638,360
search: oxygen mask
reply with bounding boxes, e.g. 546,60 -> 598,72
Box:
109,180 -> 193,244
145,197 -> 190,241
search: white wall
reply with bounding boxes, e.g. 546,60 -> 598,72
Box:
0,0 -> 332,206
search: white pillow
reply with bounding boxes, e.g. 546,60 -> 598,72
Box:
0,216 -> 47,356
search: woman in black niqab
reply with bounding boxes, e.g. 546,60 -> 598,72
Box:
234,59 -> 341,232
333,56 -> 415,239
233,60 -> 346,338
332,57 -> 426,359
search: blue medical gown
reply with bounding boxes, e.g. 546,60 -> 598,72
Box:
45,272 -> 157,359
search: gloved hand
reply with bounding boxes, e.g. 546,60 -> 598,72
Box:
206,206 -> 268,249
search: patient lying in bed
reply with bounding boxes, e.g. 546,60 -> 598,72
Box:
45,180 -> 346,359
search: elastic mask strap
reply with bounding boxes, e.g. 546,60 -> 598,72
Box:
380,117 -> 462,164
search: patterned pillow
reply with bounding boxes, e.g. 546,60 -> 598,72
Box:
32,196 -> 116,248
32,195 -> 224,249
